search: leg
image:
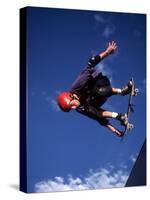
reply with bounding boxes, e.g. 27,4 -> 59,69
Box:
111,87 -> 122,95
98,108 -> 128,126
105,123 -> 124,137
98,109 -> 119,118
94,84 -> 132,97
111,80 -> 133,96
97,115 -> 124,137
93,75 -> 132,97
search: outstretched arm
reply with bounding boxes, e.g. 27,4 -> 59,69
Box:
99,41 -> 117,60
88,41 -> 117,68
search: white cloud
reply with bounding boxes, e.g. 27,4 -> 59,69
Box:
49,97 -> 61,112
35,166 -> 129,193
102,24 -> 115,38
93,14 -> 115,38
43,90 -> 61,112
130,154 -> 137,163
94,14 -> 107,23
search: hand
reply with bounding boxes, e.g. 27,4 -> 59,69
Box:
106,41 -> 117,55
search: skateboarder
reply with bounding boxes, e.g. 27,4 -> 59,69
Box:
57,41 -> 132,137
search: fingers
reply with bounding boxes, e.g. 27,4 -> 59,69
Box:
111,41 -> 116,45
106,41 -> 117,54
110,41 -> 117,49
108,41 -> 116,45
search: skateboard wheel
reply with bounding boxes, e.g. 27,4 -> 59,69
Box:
127,123 -> 134,130
134,88 -> 139,96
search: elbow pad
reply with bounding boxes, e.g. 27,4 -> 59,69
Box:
88,55 -> 101,68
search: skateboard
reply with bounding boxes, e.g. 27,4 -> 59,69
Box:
124,78 -> 139,134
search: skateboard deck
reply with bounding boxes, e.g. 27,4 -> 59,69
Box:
124,78 -> 139,134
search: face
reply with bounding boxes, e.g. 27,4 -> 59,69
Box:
69,94 -> 80,109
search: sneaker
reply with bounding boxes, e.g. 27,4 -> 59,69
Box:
121,81 -> 132,96
116,113 -> 128,126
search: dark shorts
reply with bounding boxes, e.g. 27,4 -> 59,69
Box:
92,75 -> 112,97
94,74 -> 111,87
86,75 -> 112,107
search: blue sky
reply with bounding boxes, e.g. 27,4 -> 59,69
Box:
25,7 -> 146,192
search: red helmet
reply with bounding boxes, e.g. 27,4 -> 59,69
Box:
57,92 -> 72,111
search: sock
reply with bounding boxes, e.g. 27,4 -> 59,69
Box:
112,112 -> 118,118
117,89 -> 122,94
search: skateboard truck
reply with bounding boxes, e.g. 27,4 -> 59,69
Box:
127,123 -> 134,131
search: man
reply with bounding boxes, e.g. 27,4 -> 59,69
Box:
57,41 -> 132,137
